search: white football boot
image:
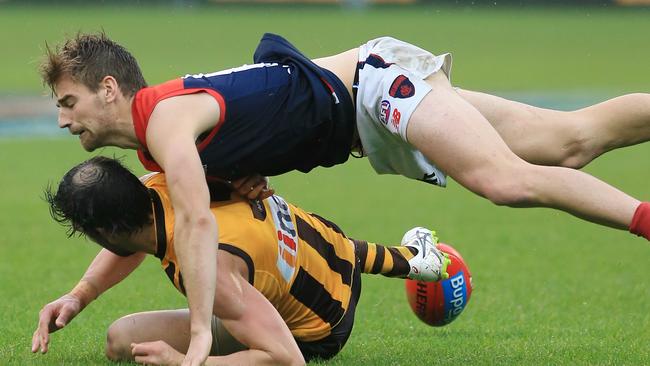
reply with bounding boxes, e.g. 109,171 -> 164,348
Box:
401,227 -> 450,282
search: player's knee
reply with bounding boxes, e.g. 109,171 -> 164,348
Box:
554,111 -> 601,169
474,166 -> 537,207
482,182 -> 534,207
105,319 -> 133,361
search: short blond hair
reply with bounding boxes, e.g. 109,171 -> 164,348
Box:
40,32 -> 147,97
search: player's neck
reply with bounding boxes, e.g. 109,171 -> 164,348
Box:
108,94 -> 141,150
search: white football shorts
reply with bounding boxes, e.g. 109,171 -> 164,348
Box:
355,37 -> 452,187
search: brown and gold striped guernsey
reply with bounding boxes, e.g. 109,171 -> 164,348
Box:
143,173 -> 359,342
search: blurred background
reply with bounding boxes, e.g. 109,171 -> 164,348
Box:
3,0 -> 650,131
1,1 -> 649,365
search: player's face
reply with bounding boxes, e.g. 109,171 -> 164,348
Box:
87,229 -> 136,257
54,75 -> 113,152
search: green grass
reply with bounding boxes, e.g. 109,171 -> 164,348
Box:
2,3 -> 650,366
2,138 -> 650,365
1,4 -> 650,95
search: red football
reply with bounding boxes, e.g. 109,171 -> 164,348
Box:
405,243 -> 472,327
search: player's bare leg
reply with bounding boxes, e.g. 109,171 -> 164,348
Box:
406,71 -> 639,230
105,309 -> 244,361
458,90 -> 650,168
105,310 -> 192,361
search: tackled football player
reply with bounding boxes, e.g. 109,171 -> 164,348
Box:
32,157 -> 457,365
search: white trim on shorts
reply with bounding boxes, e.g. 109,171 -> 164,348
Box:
355,37 -> 452,187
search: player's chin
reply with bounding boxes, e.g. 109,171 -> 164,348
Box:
80,142 -> 97,152
79,135 -> 98,152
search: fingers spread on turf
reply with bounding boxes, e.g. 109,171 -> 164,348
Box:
31,330 -> 40,353
40,334 -> 49,354
35,311 -> 52,353
31,330 -> 49,354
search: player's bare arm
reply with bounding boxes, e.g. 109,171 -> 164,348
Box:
212,251 -> 304,366
32,250 -> 146,354
145,93 -> 221,366
131,251 -> 305,366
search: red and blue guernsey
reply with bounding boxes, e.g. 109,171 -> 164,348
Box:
131,33 -> 355,180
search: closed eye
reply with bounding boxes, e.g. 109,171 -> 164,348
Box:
56,95 -> 75,109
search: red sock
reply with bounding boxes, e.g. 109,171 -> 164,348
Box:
629,202 -> 650,241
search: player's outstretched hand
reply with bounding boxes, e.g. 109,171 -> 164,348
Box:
31,294 -> 83,354
232,175 -> 274,200
131,340 -> 184,366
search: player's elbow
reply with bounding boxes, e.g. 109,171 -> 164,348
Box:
175,210 -> 216,236
184,213 -> 215,228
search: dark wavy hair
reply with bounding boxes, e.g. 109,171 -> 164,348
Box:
45,156 -> 152,242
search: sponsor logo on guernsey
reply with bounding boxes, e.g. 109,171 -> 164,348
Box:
389,75 -> 415,99
441,271 -> 467,323
267,195 -> 298,282
379,100 -> 391,125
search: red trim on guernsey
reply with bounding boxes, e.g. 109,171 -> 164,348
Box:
137,150 -> 162,172
320,77 -> 340,104
131,78 -> 227,172
320,77 -> 335,94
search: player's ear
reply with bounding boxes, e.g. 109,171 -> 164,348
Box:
100,76 -> 119,103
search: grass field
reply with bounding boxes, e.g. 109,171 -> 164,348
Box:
2,3 -> 650,365
2,4 -> 650,94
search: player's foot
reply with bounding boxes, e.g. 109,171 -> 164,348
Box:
401,227 -> 450,282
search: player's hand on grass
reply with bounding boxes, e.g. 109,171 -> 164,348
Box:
181,330 -> 212,366
131,340 -> 184,366
31,294 -> 83,354
232,174 -> 274,200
